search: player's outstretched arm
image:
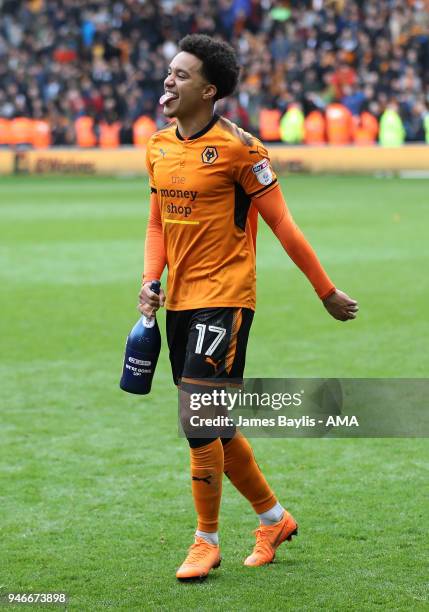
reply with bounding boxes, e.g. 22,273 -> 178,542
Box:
253,184 -> 358,321
139,193 -> 166,318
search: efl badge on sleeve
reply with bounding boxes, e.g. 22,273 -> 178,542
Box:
252,158 -> 273,185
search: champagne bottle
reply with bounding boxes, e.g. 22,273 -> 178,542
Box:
120,280 -> 161,395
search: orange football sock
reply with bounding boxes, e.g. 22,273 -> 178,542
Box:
190,439 -> 224,533
223,432 -> 276,513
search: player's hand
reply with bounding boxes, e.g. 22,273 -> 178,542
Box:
138,282 -> 166,318
323,289 -> 358,321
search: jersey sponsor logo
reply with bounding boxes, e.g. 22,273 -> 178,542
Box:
160,188 -> 198,201
252,158 -> 273,186
166,203 -> 192,217
201,146 -> 218,164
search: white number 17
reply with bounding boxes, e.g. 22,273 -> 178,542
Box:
195,324 -> 226,356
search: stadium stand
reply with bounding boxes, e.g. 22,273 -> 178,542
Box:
0,0 -> 428,146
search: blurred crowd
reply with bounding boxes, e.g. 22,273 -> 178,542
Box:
0,0 -> 429,144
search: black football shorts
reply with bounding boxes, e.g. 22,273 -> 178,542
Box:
166,307 -> 254,385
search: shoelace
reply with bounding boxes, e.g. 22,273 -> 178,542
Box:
184,541 -> 215,565
252,527 -> 274,557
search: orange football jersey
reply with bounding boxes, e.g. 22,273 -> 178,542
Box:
145,115 -> 278,311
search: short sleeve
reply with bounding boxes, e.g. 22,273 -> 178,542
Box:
232,139 -> 278,199
145,136 -> 157,193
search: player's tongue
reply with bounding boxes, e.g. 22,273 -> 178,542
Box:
159,92 -> 178,105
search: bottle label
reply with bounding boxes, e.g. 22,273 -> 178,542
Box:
125,350 -> 156,375
128,356 -> 151,367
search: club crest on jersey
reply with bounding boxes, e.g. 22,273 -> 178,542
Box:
252,158 -> 273,185
201,146 -> 218,164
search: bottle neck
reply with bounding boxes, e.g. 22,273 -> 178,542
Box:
142,315 -> 156,329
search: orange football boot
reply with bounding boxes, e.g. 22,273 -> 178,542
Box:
176,536 -> 221,581
244,511 -> 298,567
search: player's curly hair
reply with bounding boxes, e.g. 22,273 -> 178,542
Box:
179,34 -> 240,102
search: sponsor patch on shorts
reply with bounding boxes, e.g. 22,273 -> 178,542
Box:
252,158 -> 273,185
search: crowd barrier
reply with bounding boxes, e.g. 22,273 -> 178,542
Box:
1,145 -> 429,176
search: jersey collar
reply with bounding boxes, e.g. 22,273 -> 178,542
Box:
175,114 -> 220,141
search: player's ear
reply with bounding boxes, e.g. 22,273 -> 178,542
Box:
202,84 -> 217,102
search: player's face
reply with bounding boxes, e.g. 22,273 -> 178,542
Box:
160,51 -> 215,119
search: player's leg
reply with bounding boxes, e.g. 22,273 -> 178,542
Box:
167,309 -> 223,581
174,306 -> 259,579
222,432 -> 298,566
221,309 -> 298,566
175,434 -> 223,582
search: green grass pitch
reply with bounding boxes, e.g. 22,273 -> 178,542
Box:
1,174 -> 427,610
